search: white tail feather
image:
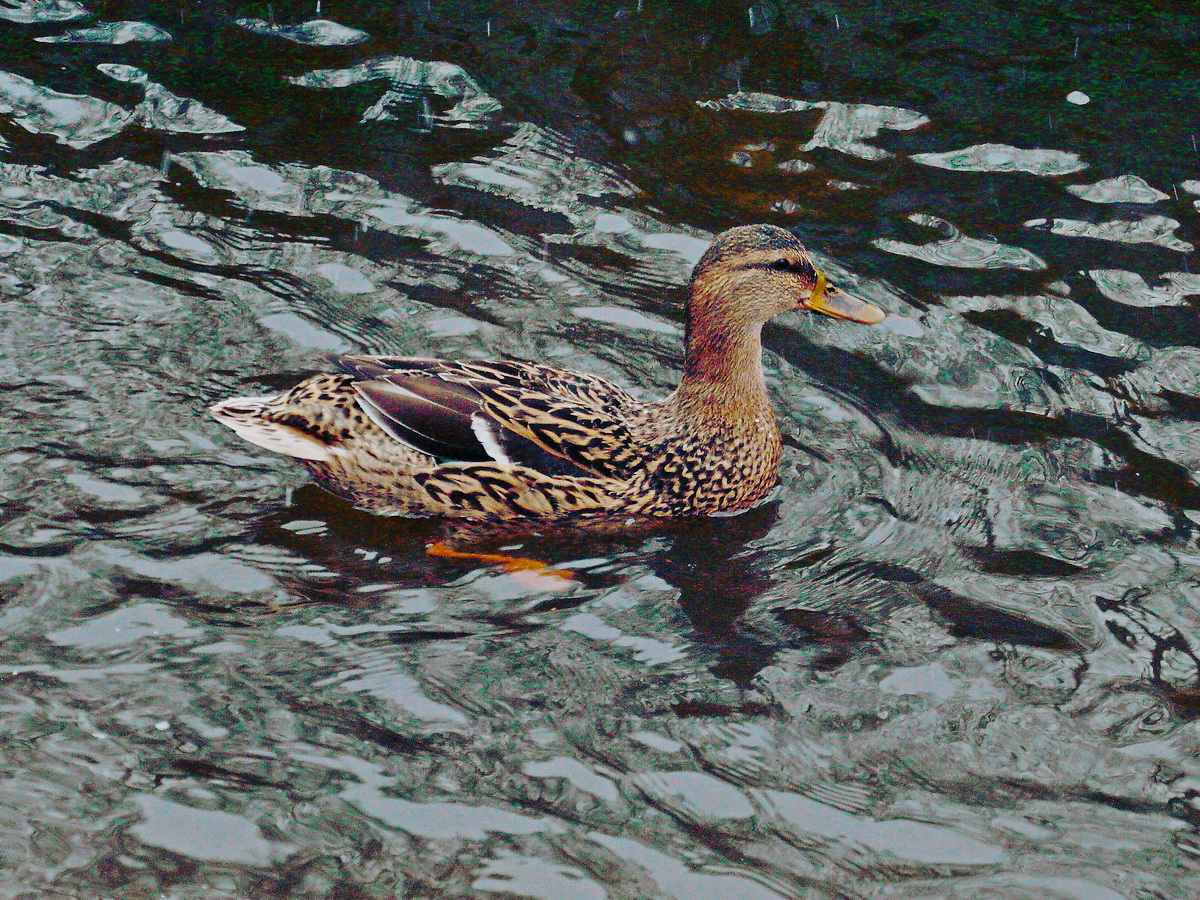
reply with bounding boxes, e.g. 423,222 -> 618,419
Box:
223,421 -> 333,461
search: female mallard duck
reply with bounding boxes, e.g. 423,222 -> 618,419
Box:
211,224 -> 884,519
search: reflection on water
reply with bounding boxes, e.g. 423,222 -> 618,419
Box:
34,19 -> 171,44
0,68 -> 132,146
911,143 -> 1089,176
1025,213 -> 1194,252
288,55 -> 504,129
99,63 -> 246,134
0,0 -> 88,25
1090,268 -> 1200,308
1068,174 -> 1171,205
698,91 -> 931,160
3,0 -> 1200,897
234,17 -> 369,47
873,213 -> 1047,270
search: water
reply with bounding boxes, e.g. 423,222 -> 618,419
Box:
3,1 -> 1200,896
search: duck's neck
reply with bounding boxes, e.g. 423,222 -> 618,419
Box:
674,311 -> 773,422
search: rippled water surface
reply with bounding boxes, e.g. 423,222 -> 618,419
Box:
4,1 -> 1200,897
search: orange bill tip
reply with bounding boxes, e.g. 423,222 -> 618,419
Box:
801,273 -> 887,325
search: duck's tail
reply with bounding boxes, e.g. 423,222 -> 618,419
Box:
209,394 -> 337,462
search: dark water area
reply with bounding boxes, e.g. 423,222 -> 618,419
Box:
3,0 -> 1200,896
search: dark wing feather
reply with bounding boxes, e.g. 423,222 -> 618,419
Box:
353,376 -> 492,462
334,355 -> 644,478
466,413 -> 598,477
469,384 -> 640,478
334,356 -> 443,380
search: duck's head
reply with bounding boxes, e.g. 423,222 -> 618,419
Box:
689,224 -> 885,327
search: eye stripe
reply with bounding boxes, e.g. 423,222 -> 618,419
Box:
751,258 -> 815,275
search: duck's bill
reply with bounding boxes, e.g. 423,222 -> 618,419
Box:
801,273 -> 886,325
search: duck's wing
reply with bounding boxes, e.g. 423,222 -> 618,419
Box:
334,356 -> 645,479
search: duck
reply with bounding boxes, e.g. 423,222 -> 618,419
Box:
210,224 -> 884,520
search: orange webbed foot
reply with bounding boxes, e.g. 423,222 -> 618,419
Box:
426,541 -> 575,585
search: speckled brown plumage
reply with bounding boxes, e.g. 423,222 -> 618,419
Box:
211,224 -> 884,519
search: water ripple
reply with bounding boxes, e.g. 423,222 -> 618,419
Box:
873,214 -> 1047,270
0,0 -> 86,24
288,56 -> 503,129
1024,214 -> 1194,252
1088,269 -> 1200,308
34,20 -> 170,43
1180,179 -> 1200,211
0,70 -> 131,147
432,122 -> 637,216
912,143 -> 1088,175
1067,174 -> 1169,204
98,64 -> 244,134
699,90 -> 929,160
131,795 -> 292,866
801,101 -> 930,160
473,853 -> 610,900
234,17 -> 369,46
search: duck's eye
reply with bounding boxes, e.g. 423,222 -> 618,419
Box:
769,258 -> 792,271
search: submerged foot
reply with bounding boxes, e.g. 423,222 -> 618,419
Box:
425,540 -> 575,584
